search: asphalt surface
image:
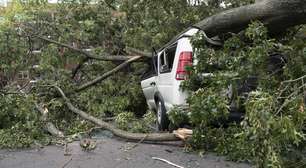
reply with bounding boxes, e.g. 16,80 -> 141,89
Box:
0,137 -> 251,168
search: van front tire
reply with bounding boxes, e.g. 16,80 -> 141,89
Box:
156,100 -> 169,131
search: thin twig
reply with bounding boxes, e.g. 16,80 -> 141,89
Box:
281,75 -> 306,84
61,156 -> 73,168
277,84 -> 289,100
152,157 -> 184,168
0,90 -> 25,95
276,83 -> 306,115
125,135 -> 149,151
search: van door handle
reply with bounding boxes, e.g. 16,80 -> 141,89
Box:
150,82 -> 156,86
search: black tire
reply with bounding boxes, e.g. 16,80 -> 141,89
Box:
156,100 -> 169,131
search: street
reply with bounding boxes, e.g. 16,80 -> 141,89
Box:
0,137 -> 251,168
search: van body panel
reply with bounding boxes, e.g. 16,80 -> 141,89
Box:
141,76 -> 157,110
157,50 -> 174,111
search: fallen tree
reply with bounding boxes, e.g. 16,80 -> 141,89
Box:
31,0 -> 306,142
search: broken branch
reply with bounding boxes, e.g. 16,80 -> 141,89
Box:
35,103 -> 65,138
53,85 -> 179,141
35,35 -> 140,61
76,56 -> 142,92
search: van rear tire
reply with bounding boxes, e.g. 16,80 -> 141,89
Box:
156,100 -> 169,131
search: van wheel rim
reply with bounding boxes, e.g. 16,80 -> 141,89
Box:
157,102 -> 162,125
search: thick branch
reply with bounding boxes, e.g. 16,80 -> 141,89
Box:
195,0 -> 306,37
163,0 -> 306,49
35,35 -> 139,61
54,85 -> 179,141
126,47 -> 152,58
76,56 -> 142,92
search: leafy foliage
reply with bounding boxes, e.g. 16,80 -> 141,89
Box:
115,110 -> 155,133
0,0 -> 148,146
174,22 -> 306,167
0,94 -> 48,148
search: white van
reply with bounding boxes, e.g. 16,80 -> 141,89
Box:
141,26 -> 286,131
140,28 -> 201,130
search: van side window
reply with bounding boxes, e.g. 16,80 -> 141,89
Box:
159,52 -> 168,73
165,45 -> 177,71
159,44 -> 177,74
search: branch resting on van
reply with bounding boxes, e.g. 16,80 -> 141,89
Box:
194,0 -> 306,37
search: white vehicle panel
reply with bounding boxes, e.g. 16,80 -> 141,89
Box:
141,77 -> 157,110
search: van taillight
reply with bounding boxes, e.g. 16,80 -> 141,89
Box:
176,51 -> 193,80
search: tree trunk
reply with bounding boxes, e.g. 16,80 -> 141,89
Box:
194,0 -> 306,37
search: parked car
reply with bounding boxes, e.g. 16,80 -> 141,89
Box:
140,28 -> 201,130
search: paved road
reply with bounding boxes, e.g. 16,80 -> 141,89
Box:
0,137 -> 251,168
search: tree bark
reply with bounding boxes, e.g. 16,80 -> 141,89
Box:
54,85 -> 179,141
35,104 -> 65,138
194,0 -> 306,37
126,47 -> 152,58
